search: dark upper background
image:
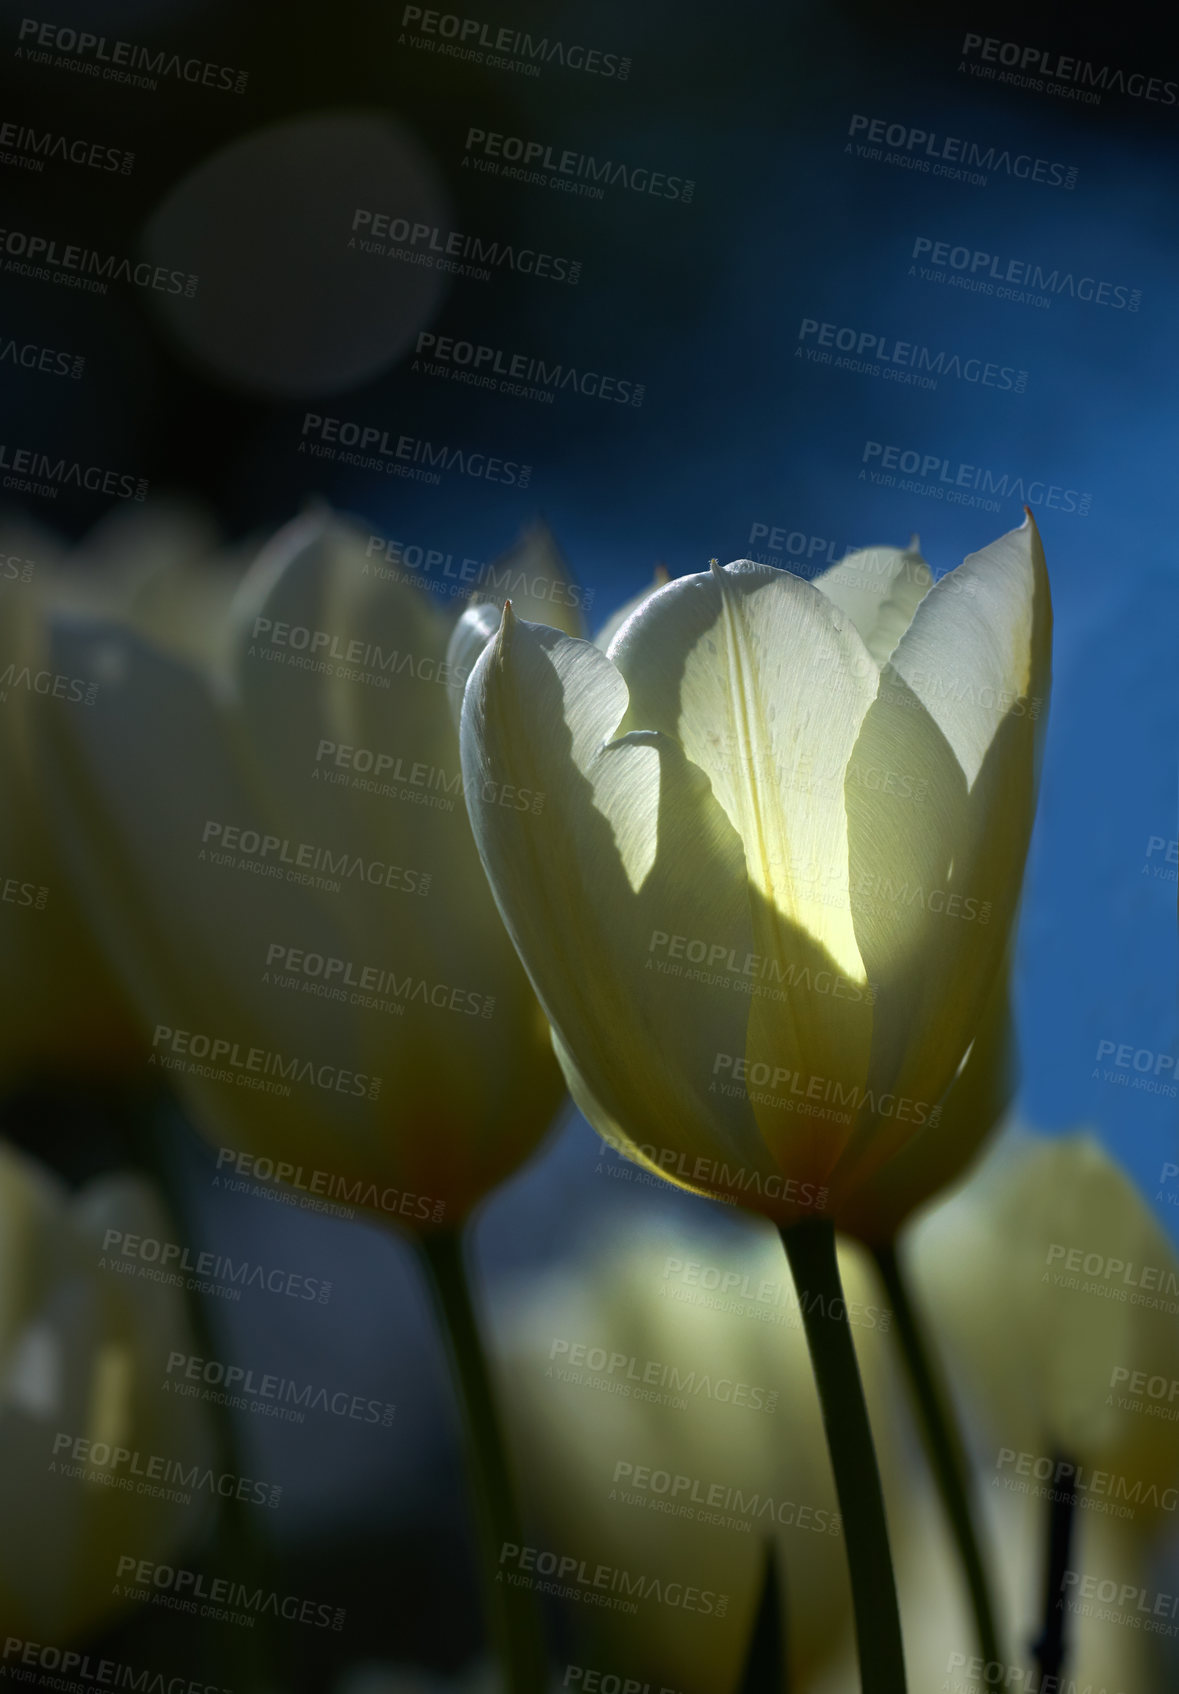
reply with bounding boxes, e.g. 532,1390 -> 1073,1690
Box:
1,0 -> 1176,1682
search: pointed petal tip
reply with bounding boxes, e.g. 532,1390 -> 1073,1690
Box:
653,563 -> 670,585
496,599 -> 522,658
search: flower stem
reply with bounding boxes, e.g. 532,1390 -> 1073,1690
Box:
738,1541 -> 788,1692
873,1241 -> 1002,1670
132,1090 -> 281,1692
417,1228 -> 548,1693
1031,1452 -> 1077,1678
780,1219 -> 906,1694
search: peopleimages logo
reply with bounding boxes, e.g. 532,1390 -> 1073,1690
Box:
995,1447 -> 1178,1517
960,33 -> 1178,106
712,1051 -> 937,1129
101,1226 -> 333,1305
350,208 -> 581,285
499,1543 -> 728,1619
413,330 -> 644,407
846,113 -> 1078,190
0,119 -> 134,175
398,7 -> 631,81
200,818 -> 431,896
150,1023 -> 384,1103
50,1430 -> 282,1508
0,334 -> 84,378
264,939 -> 499,1019
0,872 -> 49,908
213,1146 -> 445,1226
115,1554 -> 346,1633
0,443 -> 146,502
2,1636 -> 231,1692
1093,1037 -> 1177,1098
164,1351 -> 396,1427
0,657 -> 97,706
797,316 -> 1027,393
611,1459 -> 842,1535
463,127 -> 693,203
15,18 -> 248,93
363,533 -> 593,610
0,225 -> 198,296
547,1338 -> 778,1413
299,412 -> 530,488
910,237 -> 1142,312
860,440 -> 1092,516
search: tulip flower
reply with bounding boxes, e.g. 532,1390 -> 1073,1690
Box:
37,508 -> 568,1229
460,515 -> 1051,1692
912,1128 -> 1179,1512
0,501 -> 235,1089
908,1128 -> 1179,1685
0,1139 -> 215,1642
458,518 -> 1049,1234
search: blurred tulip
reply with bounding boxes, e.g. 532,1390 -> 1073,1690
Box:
36,510 -> 584,1230
811,1488 -> 1158,1694
458,518 -> 1050,1239
904,1129 -> 1179,1687
497,1210 -> 908,1694
588,563 -> 670,655
0,501 -> 237,1088
911,1128 -> 1179,1522
0,1138 -> 214,1642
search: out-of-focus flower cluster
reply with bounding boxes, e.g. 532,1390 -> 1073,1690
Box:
0,503 -> 1169,1694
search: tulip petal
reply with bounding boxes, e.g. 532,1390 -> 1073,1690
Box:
462,609 -> 780,1201
888,513 -> 1050,790
811,539 -> 932,667
446,602 -> 501,731
830,516 -> 1049,1198
36,619 -> 394,1182
220,515 -> 566,1211
835,959 -> 1015,1242
225,508 -> 453,836
610,560 -> 879,983
604,564 -> 880,1186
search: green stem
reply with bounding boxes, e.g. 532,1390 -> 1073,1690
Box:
132,1092 -> 280,1692
738,1540 -> 788,1693
780,1219 -> 906,1694
873,1242 -> 1002,1672
1031,1452 -> 1077,1679
417,1228 -> 548,1693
